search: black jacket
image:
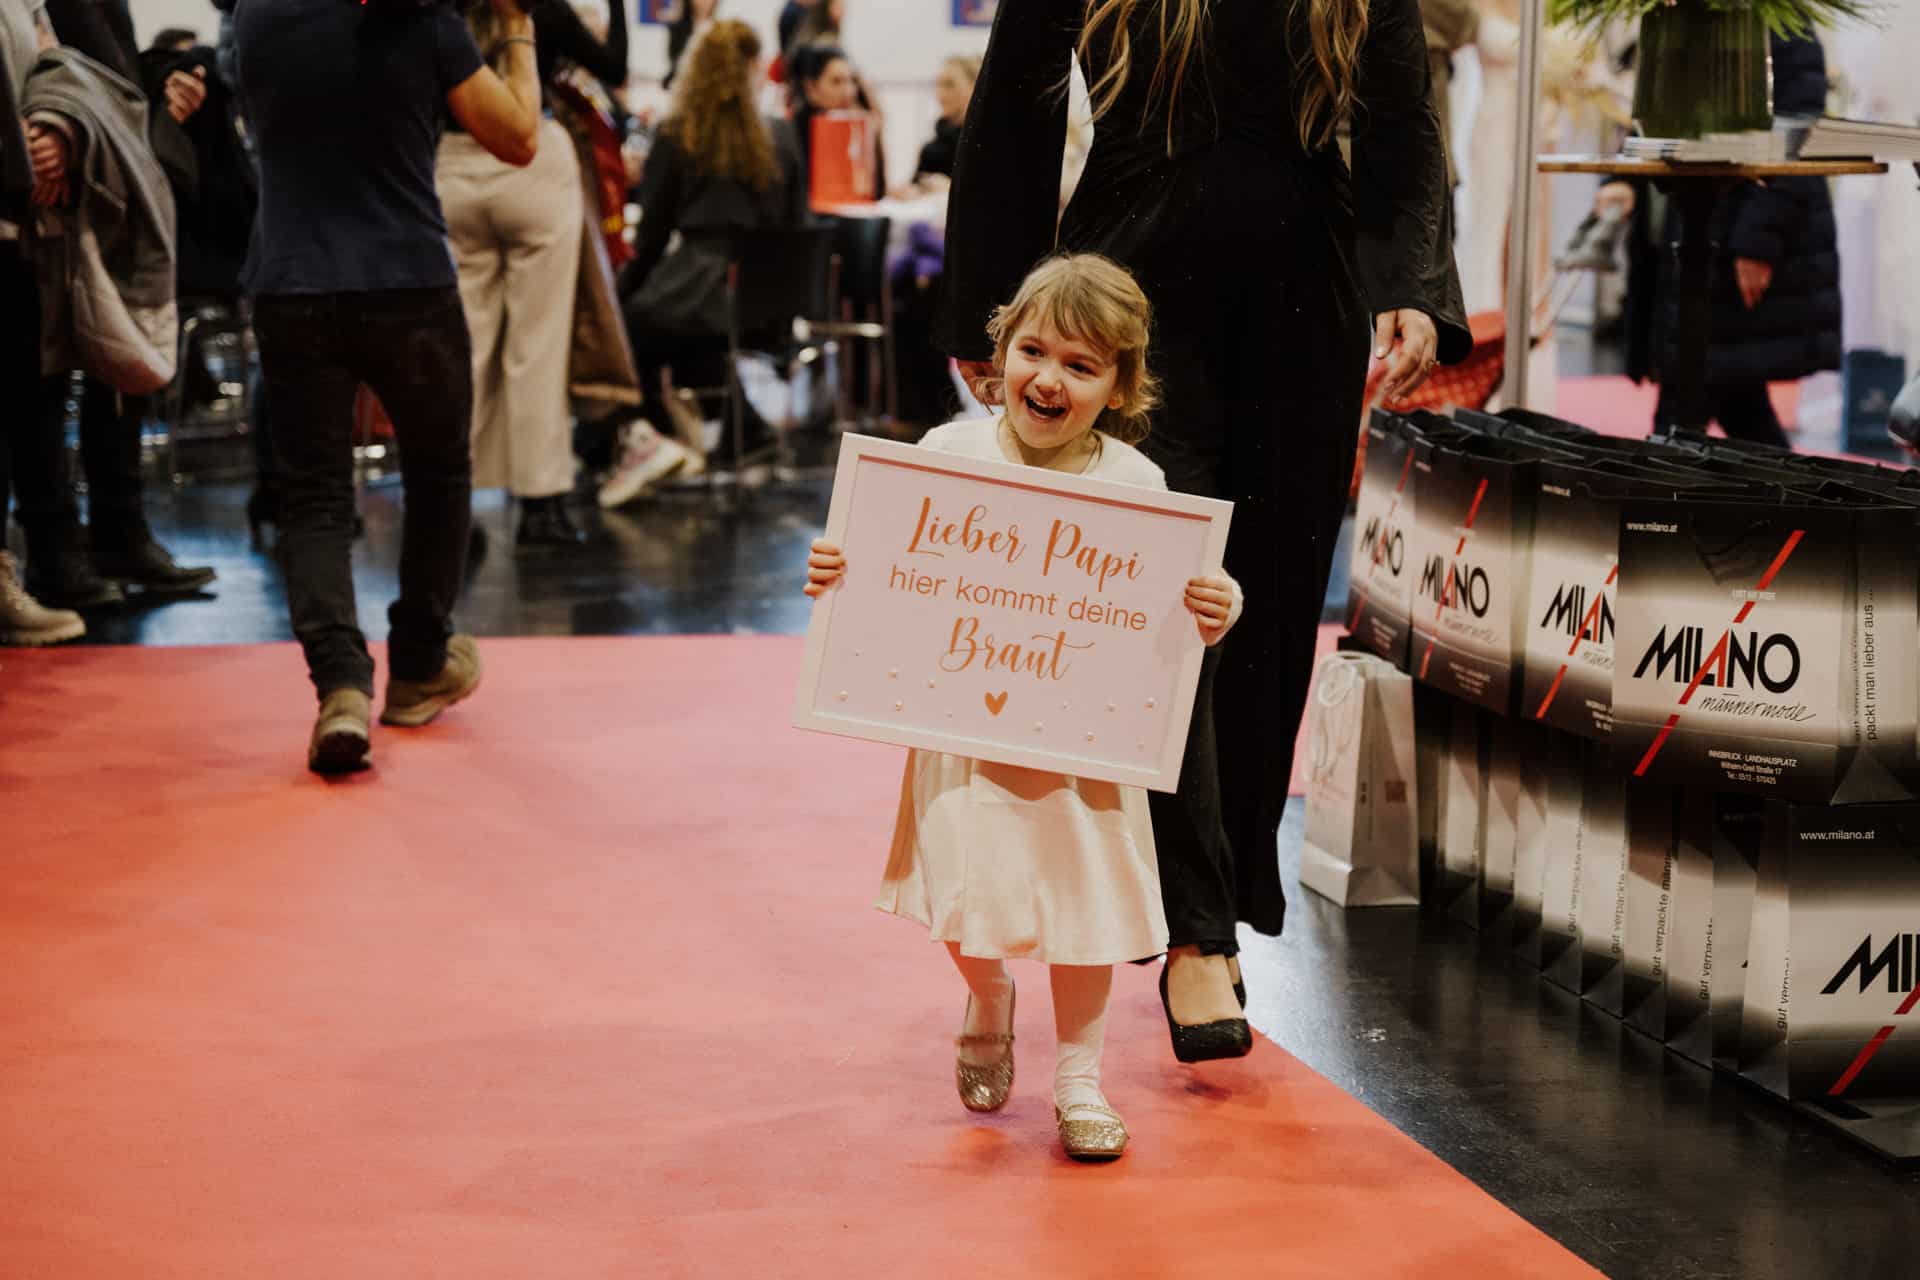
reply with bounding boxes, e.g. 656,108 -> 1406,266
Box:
1635,33 -> 1841,386
140,44 -> 256,297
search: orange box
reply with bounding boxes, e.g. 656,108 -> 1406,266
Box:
809,110 -> 876,209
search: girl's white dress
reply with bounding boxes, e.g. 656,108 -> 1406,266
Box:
875,418 -> 1171,966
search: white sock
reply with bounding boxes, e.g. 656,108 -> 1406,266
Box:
1050,963 -> 1113,1117
946,942 -> 1013,1067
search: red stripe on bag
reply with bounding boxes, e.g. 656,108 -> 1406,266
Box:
1829,1027 -> 1898,1096
1822,934 -> 1920,1097
1734,530 -> 1804,626
1352,453 -> 1420,639
1419,475 -> 1489,683
1536,565 -> 1618,720
1535,666 -> 1569,719
1454,478 -> 1489,556
1633,714 -> 1682,776
1632,531 -> 1803,776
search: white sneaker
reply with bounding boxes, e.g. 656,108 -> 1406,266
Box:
598,426 -> 693,509
0,551 -> 85,646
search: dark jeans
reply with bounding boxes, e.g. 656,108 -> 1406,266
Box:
1655,380 -> 1792,450
1,242 -> 151,562
253,288 -> 473,699
0,241 -> 34,538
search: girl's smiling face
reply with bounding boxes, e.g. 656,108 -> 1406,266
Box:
1002,321 -> 1123,457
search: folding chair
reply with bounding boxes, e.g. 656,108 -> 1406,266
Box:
679,224 -> 836,487
814,214 -> 895,429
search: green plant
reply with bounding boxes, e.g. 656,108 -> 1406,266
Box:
1546,0 -> 1871,38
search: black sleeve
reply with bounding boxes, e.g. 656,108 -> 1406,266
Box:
533,0 -> 628,89
42,0 -> 136,80
626,129 -> 684,294
1348,0 -> 1471,364
1728,34 -> 1827,265
932,0 -> 1079,360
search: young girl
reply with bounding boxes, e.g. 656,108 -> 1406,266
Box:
803,255 -> 1242,1161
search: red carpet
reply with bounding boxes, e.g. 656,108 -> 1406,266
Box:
0,638 -> 1595,1278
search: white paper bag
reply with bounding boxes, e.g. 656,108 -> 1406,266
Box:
1300,653 -> 1420,908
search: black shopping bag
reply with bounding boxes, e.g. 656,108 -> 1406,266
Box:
1613,495 -> 1920,804
1741,802 -> 1920,1101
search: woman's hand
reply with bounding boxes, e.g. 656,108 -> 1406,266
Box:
804,538 -> 846,598
1734,257 -> 1774,311
956,358 -> 1000,405
1185,572 -> 1241,646
1371,308 -> 1439,404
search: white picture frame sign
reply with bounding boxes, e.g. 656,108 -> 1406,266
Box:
793,433 -> 1234,792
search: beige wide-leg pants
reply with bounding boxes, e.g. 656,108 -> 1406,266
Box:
436,118 -> 583,499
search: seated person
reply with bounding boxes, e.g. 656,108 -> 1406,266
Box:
615,19 -> 807,470
785,42 -> 881,198
891,54 -> 976,199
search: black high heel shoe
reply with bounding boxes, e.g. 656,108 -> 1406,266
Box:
1158,965 -> 1252,1064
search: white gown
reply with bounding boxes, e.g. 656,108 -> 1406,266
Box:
874,419 -> 1172,966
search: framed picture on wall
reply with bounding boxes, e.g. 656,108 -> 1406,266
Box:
636,0 -> 670,25
953,1 -> 997,26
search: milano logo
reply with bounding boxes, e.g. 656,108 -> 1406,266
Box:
1631,626 -> 1802,694
1418,557 -> 1490,618
1823,934 -> 1920,995
1358,515 -> 1406,576
1540,583 -> 1614,647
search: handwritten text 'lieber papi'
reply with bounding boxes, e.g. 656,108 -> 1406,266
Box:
890,497 -> 1153,681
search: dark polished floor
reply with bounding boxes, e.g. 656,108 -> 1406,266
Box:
19,359 -> 1920,1279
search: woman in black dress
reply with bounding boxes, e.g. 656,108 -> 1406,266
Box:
937,0 -> 1468,1058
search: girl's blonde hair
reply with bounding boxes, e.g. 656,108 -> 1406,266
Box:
1079,0 -> 1369,152
664,20 -> 779,189
984,254 -> 1160,444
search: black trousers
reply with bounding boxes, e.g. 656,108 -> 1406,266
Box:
0,241 -> 34,539
253,288 -> 473,698
1655,380 -> 1791,450
1,242 -> 151,560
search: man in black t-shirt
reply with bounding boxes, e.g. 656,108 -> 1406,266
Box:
234,0 -> 542,775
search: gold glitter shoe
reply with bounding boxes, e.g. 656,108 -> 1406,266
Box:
954,984 -> 1015,1113
1056,1101 -> 1129,1162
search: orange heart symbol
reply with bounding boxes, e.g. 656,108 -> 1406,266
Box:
984,691 -> 1008,716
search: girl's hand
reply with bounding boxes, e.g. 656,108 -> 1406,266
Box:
804,538 -> 846,597
1185,572 -> 1241,646
1371,308 -> 1439,404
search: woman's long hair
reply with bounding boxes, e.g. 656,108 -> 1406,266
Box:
663,19 -> 778,189
1079,0 -> 1368,151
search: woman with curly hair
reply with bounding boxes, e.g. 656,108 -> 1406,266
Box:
613,18 -> 807,479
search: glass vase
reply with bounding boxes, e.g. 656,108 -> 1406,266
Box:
1631,4 -> 1772,140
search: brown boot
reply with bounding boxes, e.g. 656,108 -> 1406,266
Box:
0,552 -> 85,646
380,634 -> 482,728
309,688 -> 372,775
